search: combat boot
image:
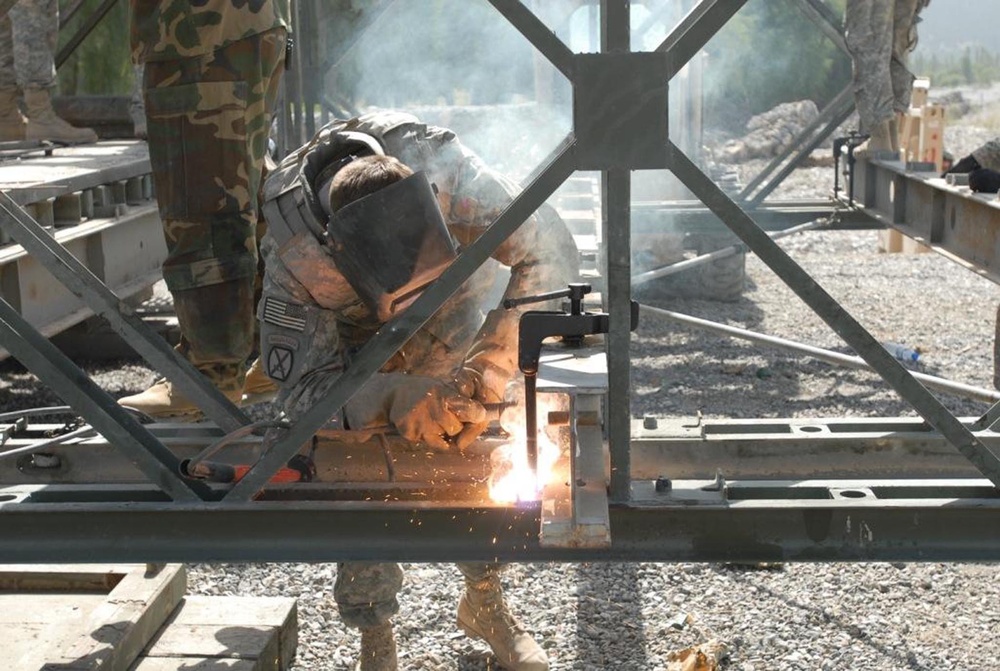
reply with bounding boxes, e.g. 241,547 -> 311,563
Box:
354,622 -> 397,671
23,87 -> 98,144
0,88 -> 26,141
457,574 -> 548,671
242,356 -> 279,404
118,363 -> 244,420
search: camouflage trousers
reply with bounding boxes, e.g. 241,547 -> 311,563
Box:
0,0 -> 57,91
142,28 -> 285,374
845,0 -> 925,132
335,562 -> 500,629
973,139 -> 1000,172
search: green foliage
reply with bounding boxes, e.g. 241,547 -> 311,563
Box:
702,0 -> 851,131
56,0 -> 134,96
911,46 -> 1000,88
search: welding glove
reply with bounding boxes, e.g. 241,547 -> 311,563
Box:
454,358 -> 512,406
970,168 -> 1000,194
345,373 -> 487,451
454,357 -> 515,446
942,153 -> 980,177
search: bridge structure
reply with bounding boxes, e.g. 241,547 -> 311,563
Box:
1,0 -> 1000,564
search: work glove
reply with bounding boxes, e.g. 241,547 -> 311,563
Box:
454,359 -> 511,405
970,168 -> 1000,194
453,359 -> 517,450
345,373 -> 487,450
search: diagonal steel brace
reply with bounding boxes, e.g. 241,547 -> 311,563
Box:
669,141 -> 1000,488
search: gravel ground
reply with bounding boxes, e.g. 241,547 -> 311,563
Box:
4,91 -> 1000,670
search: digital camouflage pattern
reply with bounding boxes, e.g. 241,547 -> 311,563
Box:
335,559 -> 498,629
261,111 -> 580,418
259,111 -> 579,627
0,0 -> 58,91
139,15 -> 286,379
845,0 -> 929,131
130,0 -> 287,63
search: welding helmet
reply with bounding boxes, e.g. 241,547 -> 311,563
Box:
261,128 -> 386,246
323,170 -> 457,322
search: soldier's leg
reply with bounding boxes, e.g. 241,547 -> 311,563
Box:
456,562 -> 548,671
335,562 -> 402,671
888,0 -> 923,115
845,0 -> 895,151
994,305 -> 1000,392
10,0 -> 96,143
120,28 -> 287,418
0,7 -> 25,141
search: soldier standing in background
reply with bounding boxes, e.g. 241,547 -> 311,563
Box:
844,0 -> 930,152
119,0 -> 287,417
0,0 -> 98,143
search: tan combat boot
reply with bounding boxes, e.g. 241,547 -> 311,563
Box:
457,575 -> 549,671
23,87 -> 98,144
118,363 -> 244,420
0,88 -> 26,141
242,355 -> 279,404
354,622 -> 397,671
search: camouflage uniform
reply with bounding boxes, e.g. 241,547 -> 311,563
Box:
845,0 -> 929,133
259,111 -> 579,628
0,0 -> 58,92
129,0 -> 287,388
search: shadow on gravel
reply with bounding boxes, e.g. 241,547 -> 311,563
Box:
573,562 -> 649,670
456,649 -> 494,670
0,357 -> 145,416
723,569 -> 937,671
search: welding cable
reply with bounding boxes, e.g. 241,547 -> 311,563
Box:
0,406 -> 75,422
631,218 -> 828,287
183,417 -> 293,476
642,304 -> 1000,404
0,405 -> 156,459
0,424 -> 95,460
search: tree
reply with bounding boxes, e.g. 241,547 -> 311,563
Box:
702,0 -> 851,132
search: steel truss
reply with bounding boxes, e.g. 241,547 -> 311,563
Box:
2,0 -> 999,563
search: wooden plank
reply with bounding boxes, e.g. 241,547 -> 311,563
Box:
877,227 -> 903,253
0,592 -> 107,623
131,658 -> 258,671
919,104 -> 945,172
0,564 -> 132,591
34,564 -> 186,671
143,596 -> 297,671
144,624 -> 279,665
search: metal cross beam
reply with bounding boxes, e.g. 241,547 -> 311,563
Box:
2,480 -> 1000,563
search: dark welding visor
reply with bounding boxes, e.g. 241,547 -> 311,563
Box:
325,171 -> 457,322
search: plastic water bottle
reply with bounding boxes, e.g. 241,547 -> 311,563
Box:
883,342 -> 920,364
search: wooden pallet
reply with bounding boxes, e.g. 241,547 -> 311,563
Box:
133,595 -> 298,671
0,564 -> 298,671
1,563 -> 186,670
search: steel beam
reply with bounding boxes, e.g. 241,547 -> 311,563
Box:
631,416 -> 1000,479
658,0 -> 750,79
852,157 -> 1000,283
2,480 -> 1000,562
487,0 -> 575,79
